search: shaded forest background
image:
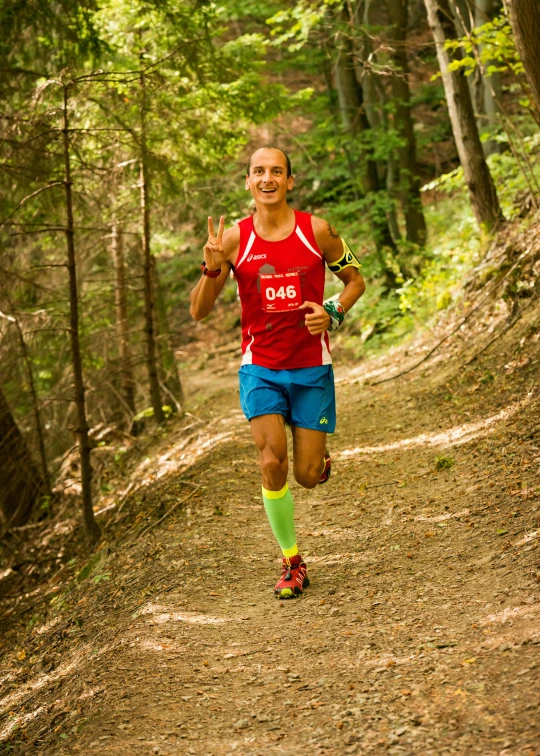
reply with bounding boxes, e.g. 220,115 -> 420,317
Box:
1,0 -> 540,542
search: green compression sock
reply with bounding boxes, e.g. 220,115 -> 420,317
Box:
261,483 -> 298,557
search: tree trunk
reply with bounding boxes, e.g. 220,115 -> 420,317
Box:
334,35 -> 398,259
507,0 -> 540,117
452,0 -> 502,155
0,384 -> 44,529
387,0 -> 428,245
11,308 -> 50,494
152,260 -> 184,412
353,0 -> 382,131
423,0 -> 504,229
111,221 -> 137,422
353,0 -> 402,242
139,68 -> 165,425
62,84 -> 101,543
474,0 -> 502,155
451,0 -> 483,109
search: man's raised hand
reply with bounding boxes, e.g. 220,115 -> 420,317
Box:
204,215 -> 226,271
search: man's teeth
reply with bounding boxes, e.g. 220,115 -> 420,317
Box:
261,188 -> 276,193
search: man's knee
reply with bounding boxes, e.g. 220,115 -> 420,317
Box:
260,448 -> 288,485
293,464 -> 320,489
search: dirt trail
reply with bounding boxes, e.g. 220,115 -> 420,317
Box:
2,318 -> 540,756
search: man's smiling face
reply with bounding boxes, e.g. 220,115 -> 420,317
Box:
246,148 -> 294,206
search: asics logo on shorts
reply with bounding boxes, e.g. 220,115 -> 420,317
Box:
319,417 -> 328,425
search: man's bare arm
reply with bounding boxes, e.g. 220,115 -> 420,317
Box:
189,221 -> 240,321
299,217 -> 365,335
312,216 -> 365,308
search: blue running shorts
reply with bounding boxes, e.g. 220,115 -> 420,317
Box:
238,364 -> 336,433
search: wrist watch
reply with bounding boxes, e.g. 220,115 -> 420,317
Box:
200,260 -> 221,278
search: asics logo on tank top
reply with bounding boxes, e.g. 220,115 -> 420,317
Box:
234,210 -> 332,370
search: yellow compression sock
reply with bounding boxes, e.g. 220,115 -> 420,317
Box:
261,483 -> 299,557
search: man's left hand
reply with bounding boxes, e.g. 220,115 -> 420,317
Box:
299,301 -> 331,335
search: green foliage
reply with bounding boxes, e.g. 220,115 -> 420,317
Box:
423,134 -> 540,218
445,16 -> 524,79
132,405 -> 173,423
434,455 -> 455,471
329,190 -> 482,354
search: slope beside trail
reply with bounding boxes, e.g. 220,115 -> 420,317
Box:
2,313 -> 540,756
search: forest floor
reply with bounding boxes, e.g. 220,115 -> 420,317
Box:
1,300 -> 540,756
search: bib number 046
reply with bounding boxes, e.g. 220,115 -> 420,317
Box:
260,271 -> 302,312
265,285 -> 297,301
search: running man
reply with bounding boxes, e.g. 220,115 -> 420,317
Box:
190,146 -> 365,598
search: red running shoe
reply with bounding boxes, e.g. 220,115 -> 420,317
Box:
318,449 -> 331,484
274,555 -> 310,599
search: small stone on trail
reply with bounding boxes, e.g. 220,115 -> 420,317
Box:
233,718 -> 249,730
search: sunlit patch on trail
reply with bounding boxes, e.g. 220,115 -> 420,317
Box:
139,603 -> 230,625
127,409 -> 251,491
305,552 -> 372,565
91,409 -> 249,512
138,639 -> 185,652
514,529 -> 539,546
0,705 -> 45,742
335,364 -> 390,384
415,509 -> 470,522
481,604 -> 540,625
135,430 -> 237,485
364,654 -> 415,669
0,643 -> 95,722
299,526 -> 362,539
339,403 -> 521,457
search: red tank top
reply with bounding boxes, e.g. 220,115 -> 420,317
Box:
234,210 -> 331,370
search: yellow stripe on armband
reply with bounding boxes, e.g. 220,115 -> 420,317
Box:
327,239 -> 362,273
261,483 -> 289,500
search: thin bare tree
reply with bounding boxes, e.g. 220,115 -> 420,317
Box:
139,64 -> 165,424
111,220 -> 137,422
387,0 -> 428,245
62,82 -> 101,542
424,0 -> 504,229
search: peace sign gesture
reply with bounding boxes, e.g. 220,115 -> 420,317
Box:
203,215 -> 226,272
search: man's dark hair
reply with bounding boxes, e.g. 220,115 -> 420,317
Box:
247,146 -> 292,177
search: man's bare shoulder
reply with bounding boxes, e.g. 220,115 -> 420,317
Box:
222,224 -> 241,263
311,215 -> 342,256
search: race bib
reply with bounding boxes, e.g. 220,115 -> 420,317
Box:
260,272 -> 302,312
